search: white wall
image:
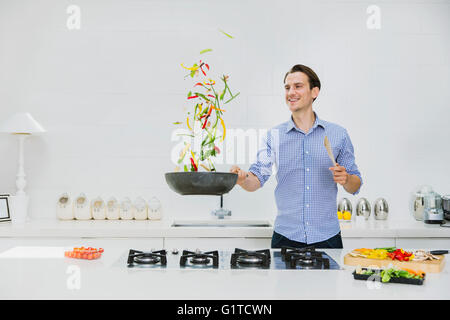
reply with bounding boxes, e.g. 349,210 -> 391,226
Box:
0,0 -> 449,221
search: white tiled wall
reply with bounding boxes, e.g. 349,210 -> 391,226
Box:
0,0 -> 449,221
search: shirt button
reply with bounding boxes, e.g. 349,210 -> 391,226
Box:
305,151 -> 309,154
306,222 -> 309,226
306,186 -> 310,190
306,204 -> 310,208
306,168 -> 310,172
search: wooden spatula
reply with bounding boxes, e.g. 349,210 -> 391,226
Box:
324,136 -> 337,166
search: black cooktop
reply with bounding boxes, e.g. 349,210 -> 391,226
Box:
126,247 -> 341,270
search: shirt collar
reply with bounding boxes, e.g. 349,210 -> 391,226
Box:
285,112 -> 326,133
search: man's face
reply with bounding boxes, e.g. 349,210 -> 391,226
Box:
284,72 -> 319,113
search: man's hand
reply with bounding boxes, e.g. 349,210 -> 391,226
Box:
329,163 -> 349,186
230,165 -> 248,186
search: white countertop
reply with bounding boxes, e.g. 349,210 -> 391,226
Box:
0,218 -> 449,238
0,242 -> 448,300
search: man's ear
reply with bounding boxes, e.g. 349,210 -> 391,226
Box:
312,87 -> 320,100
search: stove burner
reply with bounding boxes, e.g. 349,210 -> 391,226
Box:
190,256 -> 211,265
280,246 -> 330,269
180,250 -> 219,268
231,248 -> 271,268
134,255 -> 160,264
127,249 -> 167,267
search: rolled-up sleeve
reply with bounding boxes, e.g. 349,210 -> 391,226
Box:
248,131 -> 275,188
336,129 -> 363,195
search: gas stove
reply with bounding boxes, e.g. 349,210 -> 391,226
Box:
126,247 -> 341,270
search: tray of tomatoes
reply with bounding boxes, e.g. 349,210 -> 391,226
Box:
64,247 -> 104,260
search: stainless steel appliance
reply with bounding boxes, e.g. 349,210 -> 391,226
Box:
338,198 -> 352,215
423,191 -> 444,224
356,198 -> 371,220
413,190 -> 428,221
443,195 -> 450,221
374,198 -> 389,220
125,247 -> 341,270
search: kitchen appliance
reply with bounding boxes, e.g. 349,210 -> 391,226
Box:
125,247 -> 341,270
180,249 -> 219,268
338,198 -> 352,215
355,198 -> 371,220
411,185 -> 432,221
231,249 -> 271,269
423,191 -> 444,224
280,247 -> 333,269
127,249 -> 167,267
442,195 -> 450,221
374,198 -> 389,220
56,193 -> 73,220
412,187 -> 431,221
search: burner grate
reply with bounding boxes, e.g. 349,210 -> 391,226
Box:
280,246 -> 330,269
127,249 -> 167,267
180,250 -> 219,268
230,248 -> 271,268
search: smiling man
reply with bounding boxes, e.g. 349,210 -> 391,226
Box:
230,64 -> 362,249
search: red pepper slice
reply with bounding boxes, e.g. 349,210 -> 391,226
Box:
188,95 -> 198,100
190,157 -> 198,171
202,116 -> 209,129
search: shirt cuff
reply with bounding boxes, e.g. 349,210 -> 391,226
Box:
248,168 -> 266,188
348,172 -> 363,195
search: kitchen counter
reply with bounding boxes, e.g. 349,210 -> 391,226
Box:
0,242 -> 448,300
0,218 -> 449,238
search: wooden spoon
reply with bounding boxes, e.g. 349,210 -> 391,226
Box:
324,136 -> 337,166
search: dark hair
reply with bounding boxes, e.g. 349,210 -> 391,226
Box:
284,64 -> 321,91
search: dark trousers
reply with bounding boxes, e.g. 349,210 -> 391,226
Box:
271,231 -> 343,249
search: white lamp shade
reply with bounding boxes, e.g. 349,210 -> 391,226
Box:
0,112 -> 46,134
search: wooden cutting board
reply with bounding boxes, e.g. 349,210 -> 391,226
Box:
343,253 -> 445,273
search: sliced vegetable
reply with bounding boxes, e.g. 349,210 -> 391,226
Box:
64,247 -> 104,260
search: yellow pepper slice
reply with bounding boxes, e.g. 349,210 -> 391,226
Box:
179,143 -> 191,160
186,117 -> 192,131
220,117 -> 226,141
181,63 -> 199,71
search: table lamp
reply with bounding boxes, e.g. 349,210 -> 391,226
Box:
0,112 -> 46,223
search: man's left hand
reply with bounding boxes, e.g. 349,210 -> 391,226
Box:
329,164 -> 349,186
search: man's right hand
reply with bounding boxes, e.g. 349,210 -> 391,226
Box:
230,165 -> 248,186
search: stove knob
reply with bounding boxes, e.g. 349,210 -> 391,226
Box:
172,248 -> 179,255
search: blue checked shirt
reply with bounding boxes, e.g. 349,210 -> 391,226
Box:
248,113 -> 363,244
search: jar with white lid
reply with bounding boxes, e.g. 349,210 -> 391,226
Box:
133,197 -> 148,220
106,197 -> 120,220
56,193 -> 74,220
120,197 -> 134,220
91,197 -> 106,220
74,193 -> 91,220
148,196 -> 162,220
